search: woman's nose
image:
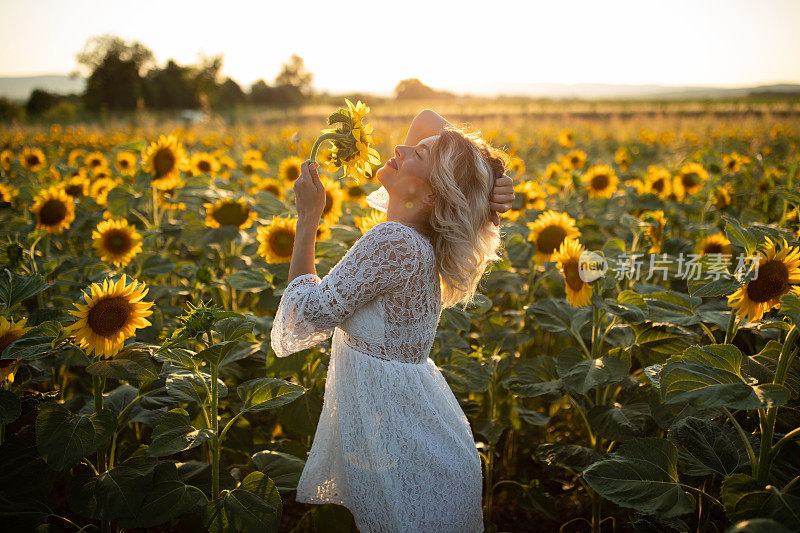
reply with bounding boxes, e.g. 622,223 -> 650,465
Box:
394,146 -> 402,158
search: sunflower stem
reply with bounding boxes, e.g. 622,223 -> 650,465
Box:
722,406 -> 757,476
92,374 -> 107,474
309,132 -> 341,164
210,362 -> 220,501
756,325 -> 799,485
724,310 -> 739,344
206,330 -> 221,501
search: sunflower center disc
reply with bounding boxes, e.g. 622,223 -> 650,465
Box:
88,296 -> 133,337
269,230 -> 294,257
104,229 -> 132,255
537,226 -> 569,254
591,174 -> 609,190
40,199 -> 67,225
745,259 -> 789,303
213,202 -> 249,227
198,160 -> 211,172
154,148 -> 176,175
563,259 -> 585,292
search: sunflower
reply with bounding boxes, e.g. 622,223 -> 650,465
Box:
558,129 -> 575,148
190,152 -> 221,177
116,151 -> 138,176
508,156 -> 526,177
696,234 -> 733,256
64,274 -> 154,359
0,183 -> 19,204
278,156 -> 304,183
559,149 -> 587,171
354,209 -> 388,234
316,220 -> 332,241
243,149 -> 263,162
1,149 -> 14,170
90,177 -> 119,206
249,176 -> 286,200
92,218 -> 143,267
554,238 -> 593,307
641,210 -> 666,253
673,162 -> 708,198
518,180 -> 547,211
203,198 -> 258,229
62,172 -> 91,198
714,185 -> 732,209
727,237 -> 800,322
241,157 -> 268,176
526,210 -> 581,264
581,164 -> 619,199
544,162 -> 564,183
721,153 -> 750,175
316,145 -> 339,173
68,148 -> 86,167
0,316 -> 32,384
615,146 -> 631,171
84,151 -> 109,170
343,181 -> 367,204
257,217 -> 297,264
142,134 -> 189,189
30,186 -> 76,234
20,148 -> 46,172
338,99 -> 381,181
643,166 -> 672,199
318,176 -> 346,227
157,190 -> 187,211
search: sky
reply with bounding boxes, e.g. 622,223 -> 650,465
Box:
1,0 -> 799,96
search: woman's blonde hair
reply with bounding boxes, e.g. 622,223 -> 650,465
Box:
427,126 -> 508,309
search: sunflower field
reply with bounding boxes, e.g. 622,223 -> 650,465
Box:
1,104 -> 800,533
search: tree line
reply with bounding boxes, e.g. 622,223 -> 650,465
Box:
0,33 -> 455,121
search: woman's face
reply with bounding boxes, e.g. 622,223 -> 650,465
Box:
376,135 -> 439,207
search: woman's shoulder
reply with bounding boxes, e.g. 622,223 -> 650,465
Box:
367,221 -> 433,250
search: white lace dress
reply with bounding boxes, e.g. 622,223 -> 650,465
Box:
270,204 -> 484,532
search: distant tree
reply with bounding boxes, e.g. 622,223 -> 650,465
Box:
394,78 -> 453,100
249,79 -> 276,105
26,89 -> 59,116
76,34 -> 155,111
273,54 -> 314,106
191,53 -> 223,109
143,60 -> 198,109
0,97 -> 24,122
215,77 -> 246,108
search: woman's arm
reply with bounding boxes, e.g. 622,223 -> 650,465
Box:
407,109 -> 516,226
404,109 -> 452,146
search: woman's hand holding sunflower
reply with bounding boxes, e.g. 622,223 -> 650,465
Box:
293,160 -> 326,222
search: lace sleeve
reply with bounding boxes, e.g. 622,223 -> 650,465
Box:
270,222 -> 420,357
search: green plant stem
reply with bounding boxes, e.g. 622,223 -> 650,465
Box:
699,322 -> 717,344
309,132 -> 342,163
680,483 -> 724,510
724,310 -> 739,344
756,325 -> 799,485
210,362 -> 220,501
92,375 -> 107,473
770,426 -> 800,460
219,410 -> 245,445
722,407 -> 757,476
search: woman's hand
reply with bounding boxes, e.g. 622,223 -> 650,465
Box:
489,174 -> 515,226
293,160 -> 326,222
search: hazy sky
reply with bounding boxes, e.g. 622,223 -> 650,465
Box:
1,0 -> 798,95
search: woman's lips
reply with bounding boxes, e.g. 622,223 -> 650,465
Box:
387,157 -> 397,169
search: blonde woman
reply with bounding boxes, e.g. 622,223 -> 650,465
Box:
271,109 -> 515,532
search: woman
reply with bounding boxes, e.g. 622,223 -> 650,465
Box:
270,109 -> 515,532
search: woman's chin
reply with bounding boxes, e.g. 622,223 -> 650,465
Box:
375,165 -> 391,183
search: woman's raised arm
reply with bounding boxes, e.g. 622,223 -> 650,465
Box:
404,109 -> 452,146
